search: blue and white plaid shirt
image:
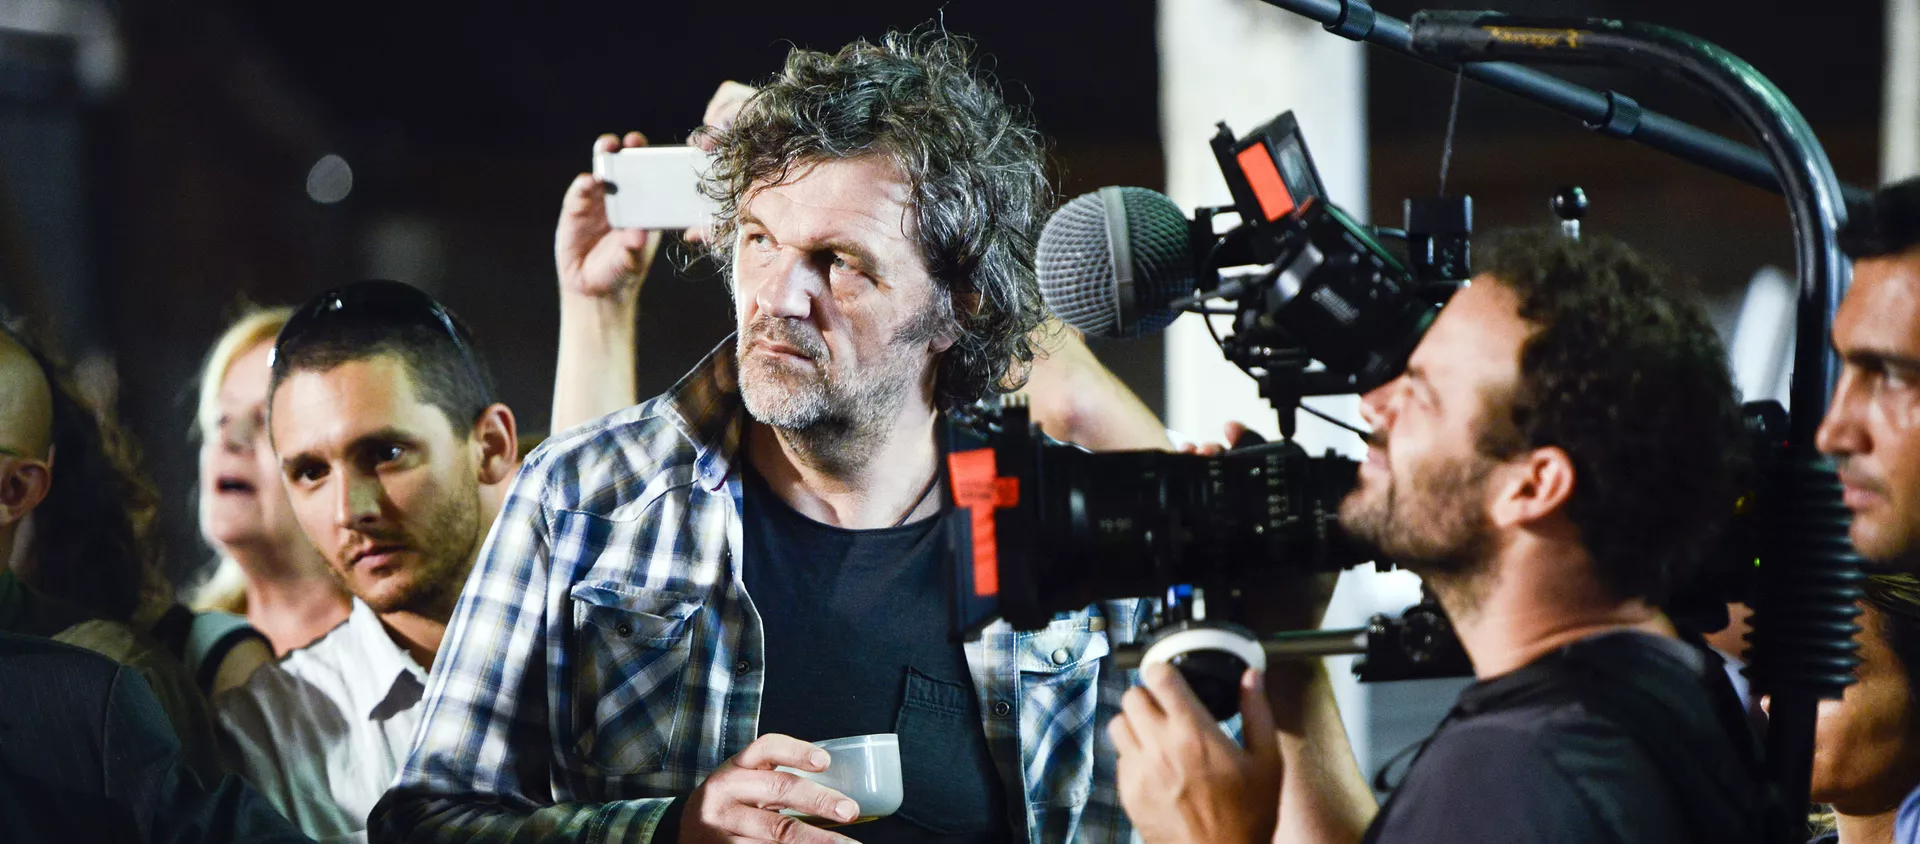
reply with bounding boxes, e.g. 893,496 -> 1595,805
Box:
371,340 -> 1142,843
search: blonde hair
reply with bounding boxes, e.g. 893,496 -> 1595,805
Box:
191,557 -> 249,614
188,306 -> 293,614
193,306 -> 292,441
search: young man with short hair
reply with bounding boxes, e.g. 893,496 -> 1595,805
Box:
1817,175 -> 1920,843
215,280 -> 521,840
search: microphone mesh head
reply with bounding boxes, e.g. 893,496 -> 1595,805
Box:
1037,187 -> 1192,338
1038,191 -> 1122,336
1119,188 -> 1195,336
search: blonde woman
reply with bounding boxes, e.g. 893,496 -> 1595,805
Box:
190,308 -> 352,655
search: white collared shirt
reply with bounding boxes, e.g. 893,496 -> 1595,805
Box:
216,598 -> 430,843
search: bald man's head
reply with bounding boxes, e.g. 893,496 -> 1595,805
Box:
0,328 -> 54,544
0,329 -> 51,460
0,323 -> 155,621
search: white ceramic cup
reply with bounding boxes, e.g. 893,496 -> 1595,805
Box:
776,733 -> 903,825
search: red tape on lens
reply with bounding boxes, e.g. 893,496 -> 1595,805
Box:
948,448 -> 1010,596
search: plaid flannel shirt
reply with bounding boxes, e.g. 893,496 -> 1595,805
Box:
370,340 -> 1142,844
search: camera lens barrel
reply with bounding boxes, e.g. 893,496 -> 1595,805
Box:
1010,436 -> 1367,620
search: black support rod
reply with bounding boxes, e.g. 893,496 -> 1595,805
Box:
1408,14 -> 1849,427
1256,0 -> 1872,208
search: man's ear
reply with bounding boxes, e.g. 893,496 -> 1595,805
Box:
0,459 -> 53,528
929,331 -> 958,356
471,404 -> 520,486
931,289 -> 978,355
1489,446 -> 1576,529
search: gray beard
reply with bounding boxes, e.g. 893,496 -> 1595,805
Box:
740,361 -> 908,474
737,317 -> 933,476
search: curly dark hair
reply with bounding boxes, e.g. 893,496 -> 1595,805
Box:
1477,229 -> 1744,606
703,30 -> 1052,409
1,320 -> 160,624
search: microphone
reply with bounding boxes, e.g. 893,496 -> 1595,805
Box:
1036,186 -> 1195,338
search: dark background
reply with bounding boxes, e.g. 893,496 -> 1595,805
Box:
0,0 -> 1889,585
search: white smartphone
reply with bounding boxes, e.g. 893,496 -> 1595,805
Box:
593,146 -> 719,230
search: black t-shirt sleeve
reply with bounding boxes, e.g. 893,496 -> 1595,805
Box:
1370,707 -> 1686,844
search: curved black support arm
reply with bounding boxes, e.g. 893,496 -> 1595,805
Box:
1399,14 -> 1861,839
1255,0 -> 1872,210
1408,13 -> 1849,433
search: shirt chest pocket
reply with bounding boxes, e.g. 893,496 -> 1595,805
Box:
1015,618 -> 1112,808
1017,619 -> 1110,686
570,582 -> 703,776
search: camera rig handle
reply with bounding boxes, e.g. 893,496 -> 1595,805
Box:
1112,599 -> 1474,684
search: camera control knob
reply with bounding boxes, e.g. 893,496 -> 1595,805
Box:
1551,186 -> 1588,240
1551,186 -> 1589,221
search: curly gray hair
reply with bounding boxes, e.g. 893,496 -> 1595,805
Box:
703,31 -> 1052,409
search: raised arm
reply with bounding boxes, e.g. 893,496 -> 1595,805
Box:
551,82 -> 756,434
550,133 -> 658,433
1016,321 -> 1172,451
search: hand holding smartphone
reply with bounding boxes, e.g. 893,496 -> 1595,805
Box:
592,146 -> 719,230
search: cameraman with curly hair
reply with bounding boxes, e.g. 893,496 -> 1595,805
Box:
1110,231 -> 1777,844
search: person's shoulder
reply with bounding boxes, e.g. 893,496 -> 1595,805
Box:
0,629 -> 122,689
1415,698 -> 1596,765
1424,685 -> 1675,771
1380,706 -> 1674,844
215,623 -> 358,743
221,612 -> 357,703
0,632 -> 130,753
48,618 -> 191,689
521,388 -> 731,513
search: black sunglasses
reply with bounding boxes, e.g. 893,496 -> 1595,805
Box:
271,279 -> 489,397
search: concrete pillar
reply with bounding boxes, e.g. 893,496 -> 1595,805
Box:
1886,0 -> 1920,183
1158,0 -> 1421,775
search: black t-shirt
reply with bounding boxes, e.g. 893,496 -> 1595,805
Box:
742,460 -> 1012,844
1363,631 -> 1771,844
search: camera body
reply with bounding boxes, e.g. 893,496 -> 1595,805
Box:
944,112 -> 1480,715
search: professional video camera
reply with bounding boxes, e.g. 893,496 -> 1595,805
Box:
946,112 -> 1481,718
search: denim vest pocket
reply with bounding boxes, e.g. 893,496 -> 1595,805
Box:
1015,615 -> 1111,808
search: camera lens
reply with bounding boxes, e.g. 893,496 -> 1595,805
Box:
1014,439 -> 1365,620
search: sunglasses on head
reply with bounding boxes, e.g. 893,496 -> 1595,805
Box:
272,279 -> 482,379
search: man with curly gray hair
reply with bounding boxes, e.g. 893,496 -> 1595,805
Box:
371,32 -> 1141,844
